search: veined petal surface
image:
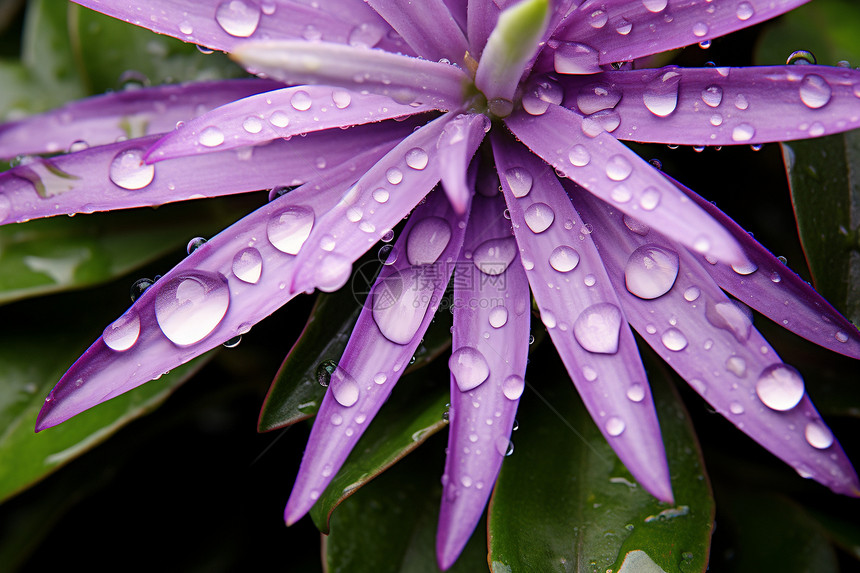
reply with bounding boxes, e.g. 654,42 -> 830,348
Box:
367,0 -> 468,65
437,113 -> 490,214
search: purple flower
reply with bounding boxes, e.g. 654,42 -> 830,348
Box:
3,0 -> 859,568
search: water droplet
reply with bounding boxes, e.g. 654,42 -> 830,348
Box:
549,245 -> 580,272
198,126 -> 225,147
374,372 -> 387,385
472,237 -> 517,276
734,94 -> 750,110
731,123 -> 755,142
290,90 -> 312,111
489,306 -> 509,328
386,167 -> 403,185
316,359 -> 337,387
709,113 -> 723,126
805,422 -> 834,449
372,268 -> 432,344
155,271 -> 230,346
405,147 -> 429,170
348,22 -> 384,48
626,383 -> 645,402
643,70 -> 681,117
554,42 -> 600,74
701,85 -> 723,108
605,416 -> 626,436
568,144 -> 591,167
787,50 -> 816,65
642,0 -> 667,13
589,9 -> 608,28
332,90 -> 351,109
583,274 -> 596,287
521,74 -> 564,115
449,347 -> 490,392
705,301 -> 752,342
581,109 -> 621,137
624,245 -> 679,299
186,237 -> 207,255
756,364 -> 804,411
407,216 -> 451,265
330,413 -> 343,426
315,253 -> 352,292
103,311 -> 141,351
836,331 -> 849,343
574,303 -> 622,354
179,21 -> 194,35
729,401 -> 745,415
576,83 -> 622,115
330,367 -> 359,406
223,335 -> 241,348
215,0 -> 261,37
614,18 -> 632,35
267,206 -> 314,255
241,116 -> 262,134
736,2 -> 754,20
232,247 -> 263,283
605,155 -> 633,181
524,202 -> 555,233
732,260 -> 758,275
638,187 -> 661,211
726,356 -> 747,377
109,149 -> 154,190
683,286 -> 701,301
496,436 -> 515,456
505,167 -> 533,198
372,187 -> 389,203
692,21 -> 709,37
502,375 -> 525,400
661,327 -> 688,351
799,74 -> 832,109
130,277 -> 154,302
269,110 -> 290,128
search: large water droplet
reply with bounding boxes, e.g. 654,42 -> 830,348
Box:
330,367 -> 360,407
372,268 -> 432,344
692,21 -> 709,37
554,42 -> 600,74
405,147 -> 429,170
549,245 -> 580,272
267,206 -> 314,254
805,422 -> 834,449
232,247 -> 263,283
450,347 -> 490,392
316,359 -> 336,387
522,74 -> 564,115
472,237 -> 517,276
290,90 -> 312,111
756,364 -> 804,411
624,245 -> 679,299
407,216 -> 451,265
215,0 -> 261,37
348,22 -> 384,48
109,149 -> 154,190
725,356 -> 747,377
614,18 -> 632,35
155,271 -> 230,346
573,303 -> 622,354
505,167 -> 533,198
103,311 -> 141,351
332,90 -> 352,109
315,253 -> 352,292
732,123 -> 755,142
736,2 -> 754,20
577,83 -> 622,115
661,327 -> 688,351
605,155 -> 633,181
581,110 -> 621,137
488,306 -> 508,328
589,9 -> 608,28
502,375 -> 525,400
701,85 -> 723,108
568,144 -> 591,167
524,202 -> 555,233
642,0 -> 668,12
605,416 -> 626,436
242,116 -> 263,133
626,383 -> 645,402
643,70 -> 681,117
705,301 -> 752,342
198,126 -> 225,147
799,74 -> 832,109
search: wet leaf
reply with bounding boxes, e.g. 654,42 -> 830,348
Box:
488,348 -> 714,572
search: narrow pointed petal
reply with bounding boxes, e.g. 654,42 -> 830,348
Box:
35,148 -> 387,431
558,66 -> 860,146
232,41 -> 469,110
437,192 -> 530,570
366,0 -> 469,65
475,0 -> 550,110
437,113 -> 490,214
284,189 -> 470,525
575,192 -> 860,496
669,176 -> 860,359
72,0 -> 410,54
505,105 -> 746,264
557,0 -> 809,66
146,85 -> 434,161
0,122 -> 411,224
492,133 -> 673,502
0,79 -> 280,159
467,0 -> 501,59
290,113 -> 481,294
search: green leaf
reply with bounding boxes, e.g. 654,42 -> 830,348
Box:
309,368 -> 449,533
808,507 -> 860,561
488,350 -> 714,573
781,129 -> 860,325
324,433 -> 488,573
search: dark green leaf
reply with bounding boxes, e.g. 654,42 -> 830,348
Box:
324,433 -> 488,573
310,368 -> 449,533
488,350 -> 714,573
808,507 -> 860,561
781,129 -> 860,325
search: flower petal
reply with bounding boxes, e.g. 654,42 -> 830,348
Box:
575,191 -> 860,496
35,147 -> 388,431
492,132 -> 673,502
283,188 -> 470,524
557,0 -> 809,66
231,41 -> 469,111
505,104 -> 746,264
668,175 -> 860,359
0,122 -> 412,224
558,66 -> 860,145
366,0 -> 469,64
146,85 -> 434,161
72,0 -> 410,54
466,0 -> 501,59
290,113 -> 481,294
437,192 -> 530,570
437,113 -> 490,214
0,79 -> 281,159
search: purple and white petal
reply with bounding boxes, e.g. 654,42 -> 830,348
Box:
232,41 -> 469,111
290,113 -> 482,294
575,191 -> 860,496
72,0 -> 410,54
556,0 -> 809,67
492,133 -> 673,502
35,149 -> 387,431
0,122 -> 411,225
0,79 -> 281,159
284,189 -> 470,524
669,176 -> 860,359
146,85 -> 434,161
505,104 -> 746,264
436,113 -> 490,214
559,66 -> 860,146
366,0 -> 469,65
437,192 -> 530,570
